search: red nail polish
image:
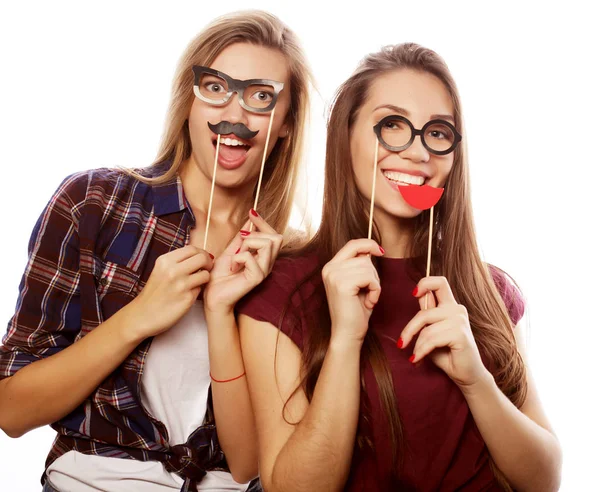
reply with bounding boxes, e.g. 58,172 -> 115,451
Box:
235,247 -> 241,254
379,246 -> 385,254
412,286 -> 418,297
250,209 -> 259,217
240,230 -> 250,236
409,354 -> 416,363
397,337 -> 404,349
208,253 -> 214,260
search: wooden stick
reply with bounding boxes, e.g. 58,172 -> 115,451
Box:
249,108 -> 276,232
425,204 -> 434,309
203,134 -> 221,251
368,136 -> 379,240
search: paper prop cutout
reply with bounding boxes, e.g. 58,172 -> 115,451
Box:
367,136 -> 380,240
193,64 -> 285,250
208,121 -> 259,140
250,107 -> 277,232
398,184 -> 445,314
204,134 -> 221,250
373,114 -> 462,156
192,65 -> 284,114
203,121 -> 261,250
397,184 -> 444,210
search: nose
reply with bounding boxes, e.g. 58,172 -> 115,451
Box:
400,136 -> 430,164
220,92 -> 249,125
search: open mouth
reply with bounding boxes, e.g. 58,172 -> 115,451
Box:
379,169 -> 443,209
212,135 -> 251,169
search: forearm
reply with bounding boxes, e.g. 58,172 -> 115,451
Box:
206,310 -> 258,483
0,300 -> 144,438
462,372 -> 562,491
270,339 -> 362,492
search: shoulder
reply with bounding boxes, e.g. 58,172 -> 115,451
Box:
51,167 -> 151,209
488,264 -> 526,325
239,253 -> 321,309
236,252 -> 323,349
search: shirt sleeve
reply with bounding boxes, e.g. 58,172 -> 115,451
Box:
489,265 -> 526,326
236,257 -> 309,351
0,172 -> 88,379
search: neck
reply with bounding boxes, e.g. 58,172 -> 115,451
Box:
373,208 -> 414,258
179,157 -> 254,226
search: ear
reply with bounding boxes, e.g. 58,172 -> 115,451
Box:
277,120 -> 290,138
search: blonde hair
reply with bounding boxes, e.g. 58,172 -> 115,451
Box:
126,10 -> 313,236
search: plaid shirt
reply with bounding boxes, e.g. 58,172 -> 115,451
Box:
0,163 -> 258,491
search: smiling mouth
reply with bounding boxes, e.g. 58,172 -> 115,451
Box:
382,170 -> 427,186
213,136 -> 251,149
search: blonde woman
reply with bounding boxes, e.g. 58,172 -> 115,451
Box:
0,10 -> 312,492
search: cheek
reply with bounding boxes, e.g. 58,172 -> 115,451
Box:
350,137 -> 374,193
438,156 -> 454,184
188,103 -> 209,136
429,154 -> 454,188
266,100 -> 290,134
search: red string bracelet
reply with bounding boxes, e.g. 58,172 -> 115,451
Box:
210,371 -> 246,383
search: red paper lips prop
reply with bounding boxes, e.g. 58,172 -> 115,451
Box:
397,184 -> 444,210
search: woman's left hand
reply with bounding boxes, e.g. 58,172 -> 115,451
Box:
398,276 -> 490,391
203,209 -> 283,316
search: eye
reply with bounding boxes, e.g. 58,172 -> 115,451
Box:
428,129 -> 450,140
251,90 -> 274,102
204,82 -> 226,93
382,119 -> 406,130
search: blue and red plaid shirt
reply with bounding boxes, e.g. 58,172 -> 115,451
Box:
0,163 -> 255,490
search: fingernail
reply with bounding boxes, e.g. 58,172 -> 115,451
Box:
409,354 -> 416,363
240,230 -> 250,236
235,247 -> 241,254
412,286 -> 418,297
397,337 -> 404,349
208,253 -> 214,260
250,209 -> 259,217
379,246 -> 385,254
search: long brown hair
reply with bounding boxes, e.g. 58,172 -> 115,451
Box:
125,10 -> 313,236
283,43 -> 526,489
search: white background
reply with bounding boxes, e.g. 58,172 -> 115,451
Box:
1,1 -> 598,490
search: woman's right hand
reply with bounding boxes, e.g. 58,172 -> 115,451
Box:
321,239 -> 384,346
130,245 -> 214,340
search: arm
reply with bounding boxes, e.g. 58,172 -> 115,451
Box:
0,245 -> 212,439
204,310 -> 258,484
0,174 -> 213,437
239,315 -> 361,492
237,239 -> 384,492
401,276 -> 562,492
0,299 -> 146,437
202,210 -> 285,483
461,322 -> 562,491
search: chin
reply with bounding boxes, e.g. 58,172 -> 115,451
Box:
378,203 -> 423,221
216,173 -> 257,191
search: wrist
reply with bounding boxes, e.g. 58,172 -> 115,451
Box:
458,368 -> 496,399
119,297 -> 155,345
203,301 -> 235,319
329,333 -> 364,355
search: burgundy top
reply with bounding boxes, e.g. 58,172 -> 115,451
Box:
237,254 -> 525,492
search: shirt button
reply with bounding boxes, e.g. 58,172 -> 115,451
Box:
99,277 -> 108,286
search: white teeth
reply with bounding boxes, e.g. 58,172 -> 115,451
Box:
221,137 -> 246,147
382,171 -> 425,186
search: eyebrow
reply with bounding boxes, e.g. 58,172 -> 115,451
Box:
373,104 -> 455,124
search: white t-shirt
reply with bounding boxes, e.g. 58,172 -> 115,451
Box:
46,301 -> 249,491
